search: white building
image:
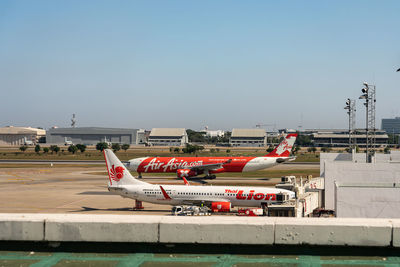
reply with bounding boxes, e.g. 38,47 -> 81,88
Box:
201,128 -> 225,138
229,128 -> 266,147
321,152 -> 400,218
136,129 -> 147,144
148,128 -> 188,146
0,126 -> 46,146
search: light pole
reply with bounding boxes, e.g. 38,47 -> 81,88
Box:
359,82 -> 376,163
344,98 -> 356,151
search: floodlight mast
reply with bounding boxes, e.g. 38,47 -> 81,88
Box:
344,98 -> 356,150
359,82 -> 376,163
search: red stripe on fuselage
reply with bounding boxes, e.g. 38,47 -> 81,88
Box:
136,157 -> 256,173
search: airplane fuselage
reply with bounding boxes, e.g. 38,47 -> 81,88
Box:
109,184 -> 295,207
128,156 -> 284,174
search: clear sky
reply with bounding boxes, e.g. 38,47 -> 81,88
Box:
1,0 -> 399,131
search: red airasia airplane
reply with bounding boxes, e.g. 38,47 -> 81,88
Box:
127,133 -> 297,179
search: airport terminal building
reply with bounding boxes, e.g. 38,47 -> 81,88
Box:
0,126 -> 46,146
46,127 -> 139,145
229,128 -> 267,147
310,129 -> 388,147
382,117 -> 400,134
148,128 -> 188,146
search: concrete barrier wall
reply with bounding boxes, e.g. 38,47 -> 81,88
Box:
0,214 -> 44,241
274,218 -> 392,247
0,214 -> 399,247
159,217 -> 274,244
45,214 -> 160,242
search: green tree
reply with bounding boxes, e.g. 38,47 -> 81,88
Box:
111,143 -> 121,153
96,142 -> 109,152
43,147 -> 49,153
186,129 -> 206,143
50,145 -> 60,154
121,144 -> 130,152
296,133 -> 313,146
19,145 -> 28,153
321,147 -> 332,153
173,147 -> 180,153
384,146 -> 391,154
68,145 -> 78,154
76,144 -> 86,153
226,149 -> 231,154
307,147 -> 317,153
182,144 -> 204,154
210,148 -> 216,153
34,144 -> 41,154
266,146 -> 274,153
292,145 -> 301,155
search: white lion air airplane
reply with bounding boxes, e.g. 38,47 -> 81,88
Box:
104,149 -> 296,211
127,133 -> 298,179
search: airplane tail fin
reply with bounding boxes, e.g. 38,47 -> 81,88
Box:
103,149 -> 146,187
265,133 -> 297,157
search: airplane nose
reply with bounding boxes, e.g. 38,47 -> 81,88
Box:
128,157 -> 149,171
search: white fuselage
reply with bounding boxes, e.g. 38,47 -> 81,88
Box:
109,184 -> 295,207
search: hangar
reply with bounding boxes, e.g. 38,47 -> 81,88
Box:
0,126 -> 46,146
229,128 -> 267,147
46,127 -> 139,145
148,128 -> 188,146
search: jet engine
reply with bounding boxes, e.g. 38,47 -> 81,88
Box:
211,202 -> 231,212
176,169 -> 197,178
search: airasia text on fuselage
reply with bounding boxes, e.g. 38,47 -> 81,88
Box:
143,158 -> 204,172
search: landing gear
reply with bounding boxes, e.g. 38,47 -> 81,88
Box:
261,203 -> 269,216
133,200 -> 144,210
138,172 -> 142,179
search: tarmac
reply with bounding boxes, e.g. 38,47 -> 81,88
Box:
0,166 -> 293,215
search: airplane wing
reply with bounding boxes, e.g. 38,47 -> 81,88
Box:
189,159 -> 232,172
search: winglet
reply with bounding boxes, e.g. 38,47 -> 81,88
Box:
182,177 -> 190,186
160,186 -> 172,200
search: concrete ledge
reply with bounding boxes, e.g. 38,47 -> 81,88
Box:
160,217 -> 274,244
0,214 -> 397,247
0,214 -> 44,241
45,214 -> 160,242
391,220 -> 400,247
275,218 -> 392,247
